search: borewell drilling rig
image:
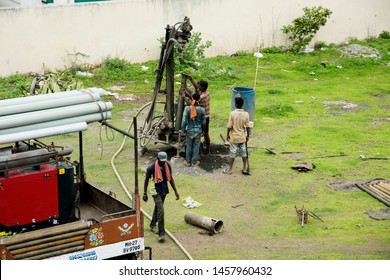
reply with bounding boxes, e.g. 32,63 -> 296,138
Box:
138,16 -> 193,154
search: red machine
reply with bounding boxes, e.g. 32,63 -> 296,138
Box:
0,164 -> 59,228
0,118 -> 148,260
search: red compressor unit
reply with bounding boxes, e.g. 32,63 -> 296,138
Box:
0,164 -> 59,229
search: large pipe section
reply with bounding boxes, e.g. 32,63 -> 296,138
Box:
0,88 -> 112,144
0,88 -> 106,107
0,112 -> 112,135
0,148 -> 73,170
0,122 -> 88,145
0,148 -> 51,170
184,211 -> 224,234
0,101 -> 112,130
0,92 -> 102,117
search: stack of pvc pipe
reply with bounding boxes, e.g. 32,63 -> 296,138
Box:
0,220 -> 93,260
0,88 -> 112,144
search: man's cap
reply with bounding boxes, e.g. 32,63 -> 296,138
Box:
157,151 -> 168,161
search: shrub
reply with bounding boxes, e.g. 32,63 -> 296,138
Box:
314,41 -> 328,50
378,30 -> 390,39
262,46 -> 286,54
281,6 -> 332,53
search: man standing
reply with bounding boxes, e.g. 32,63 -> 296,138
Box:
181,92 -> 206,167
188,77 -> 211,155
224,96 -> 252,175
143,151 -> 180,242
180,75 -> 211,155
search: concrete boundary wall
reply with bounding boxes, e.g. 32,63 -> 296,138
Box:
0,0 -> 389,76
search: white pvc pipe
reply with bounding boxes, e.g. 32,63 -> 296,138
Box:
0,92 -> 102,116
0,112 -> 112,135
0,122 -> 88,145
0,88 -> 106,107
0,101 -> 112,130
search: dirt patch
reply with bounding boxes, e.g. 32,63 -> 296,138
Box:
323,100 -> 358,110
364,209 -> 390,220
326,180 -> 368,191
140,144 -> 230,176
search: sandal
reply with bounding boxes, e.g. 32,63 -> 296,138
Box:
223,169 -> 233,174
241,170 -> 250,175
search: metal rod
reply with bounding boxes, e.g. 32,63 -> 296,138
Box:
30,245 -> 85,260
14,241 -> 85,260
1,220 -> 92,246
10,235 -> 86,255
7,229 -> 89,251
371,186 -> 390,200
133,116 -> 138,196
356,184 -> 390,207
100,120 -> 134,139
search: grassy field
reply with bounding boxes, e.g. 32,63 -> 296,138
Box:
1,38 -> 389,260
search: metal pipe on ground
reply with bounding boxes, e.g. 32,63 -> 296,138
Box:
372,186 -> 390,200
356,184 -> 390,207
184,212 -> 224,234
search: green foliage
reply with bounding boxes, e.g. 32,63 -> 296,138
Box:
175,32 -> 212,73
314,41 -> 328,50
258,103 -> 295,117
262,46 -> 286,54
93,57 -> 133,82
281,6 -> 332,53
173,32 -> 233,79
0,74 -> 31,99
267,89 -> 283,95
378,30 -> 390,39
35,70 -> 84,94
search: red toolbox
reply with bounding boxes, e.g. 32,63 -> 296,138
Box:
0,164 -> 59,227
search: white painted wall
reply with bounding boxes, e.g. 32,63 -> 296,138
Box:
0,0 -> 389,76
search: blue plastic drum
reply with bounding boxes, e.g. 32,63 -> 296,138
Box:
231,86 -> 255,122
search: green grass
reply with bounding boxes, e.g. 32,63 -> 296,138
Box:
1,37 -> 389,260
